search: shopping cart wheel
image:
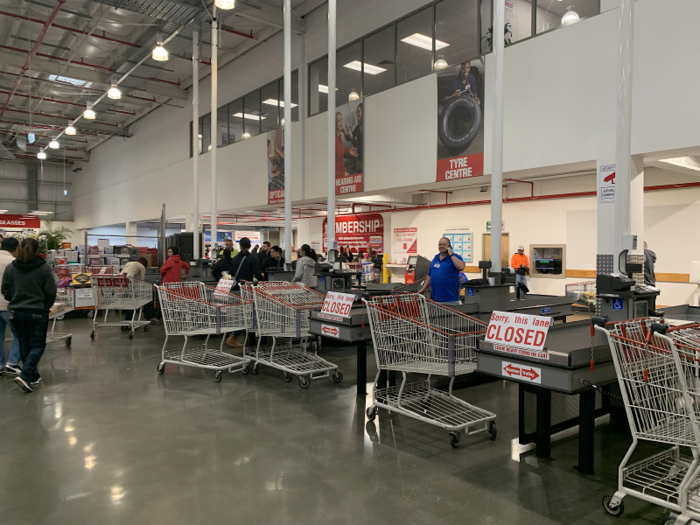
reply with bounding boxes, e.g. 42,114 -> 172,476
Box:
450,431 -> 460,449
65,337 -> 72,347
252,363 -> 260,375
664,519 -> 677,525
602,496 -> 624,517
57,314 -> 65,321
214,371 -> 223,382
90,330 -> 95,340
366,406 -> 378,422
299,376 -> 310,389
488,421 -> 497,440
241,364 -> 250,375
157,363 -> 165,375
332,371 -> 343,383
283,372 -> 292,382
129,332 -> 134,340
144,325 -> 149,332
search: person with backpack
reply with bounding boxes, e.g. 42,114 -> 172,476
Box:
1,238 -> 57,392
0,237 -> 21,375
226,237 -> 263,348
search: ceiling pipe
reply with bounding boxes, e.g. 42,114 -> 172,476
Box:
0,10 -> 141,48
0,89 -> 135,114
0,0 -> 65,119
503,178 -> 534,198
0,129 -> 88,143
54,21 -> 191,143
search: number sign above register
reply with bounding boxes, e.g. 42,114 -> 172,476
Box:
318,291 -> 355,322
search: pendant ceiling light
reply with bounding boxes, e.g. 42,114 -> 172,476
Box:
561,7 -> 580,25
49,138 -> 59,149
65,125 -> 76,136
215,0 -> 235,10
434,55 -> 448,71
152,34 -> 169,62
348,89 -> 360,102
84,102 -> 96,119
37,149 -> 46,160
242,131 -> 251,140
28,132 -> 35,144
108,84 -> 121,100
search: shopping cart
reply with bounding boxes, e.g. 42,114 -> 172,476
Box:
90,275 -> 153,339
363,293 -> 497,448
596,317 -> 700,522
155,282 -> 251,382
247,282 -> 342,388
48,287 -> 75,347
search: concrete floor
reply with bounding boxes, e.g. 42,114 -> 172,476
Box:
0,315 -> 670,524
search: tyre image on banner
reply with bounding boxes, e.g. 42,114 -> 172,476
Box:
436,58 -> 485,182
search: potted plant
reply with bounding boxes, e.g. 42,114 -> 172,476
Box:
38,221 -> 73,254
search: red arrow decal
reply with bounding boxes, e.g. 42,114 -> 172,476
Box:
521,368 -> 540,381
322,326 -> 339,336
503,364 -> 520,376
604,172 -> 616,184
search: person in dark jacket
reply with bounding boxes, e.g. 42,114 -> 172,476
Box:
212,249 -> 236,282
644,242 -> 657,287
1,238 -> 57,393
256,241 -> 271,267
261,246 -> 283,278
226,238 -> 263,348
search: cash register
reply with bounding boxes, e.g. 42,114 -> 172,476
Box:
315,254 -> 358,291
404,255 -> 431,284
597,262 -> 661,321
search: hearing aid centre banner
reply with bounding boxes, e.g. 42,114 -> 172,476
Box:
334,99 -> 364,195
267,129 -> 285,205
436,58 -> 485,182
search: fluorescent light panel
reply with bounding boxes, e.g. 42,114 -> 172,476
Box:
658,157 -> 700,172
262,99 -> 298,108
318,85 -> 338,94
232,112 -> 266,121
401,33 -> 449,51
31,211 -> 52,215
343,60 -> 386,75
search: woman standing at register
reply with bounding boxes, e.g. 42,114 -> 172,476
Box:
417,237 -> 465,305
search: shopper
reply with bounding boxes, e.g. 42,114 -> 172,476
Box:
261,246 -> 283,278
257,241 -> 271,267
220,238 -> 238,259
417,237 -> 465,305
212,249 -> 235,281
0,237 -> 21,375
1,238 -> 57,392
160,246 -> 190,283
292,244 -> 318,288
510,246 -> 529,293
251,245 -> 259,256
371,250 -> 383,282
290,244 -> 298,262
121,257 -> 148,329
357,249 -> 365,261
644,242 -> 657,287
342,246 -> 354,263
226,237 -> 263,347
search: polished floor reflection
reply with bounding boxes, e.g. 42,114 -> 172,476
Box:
0,317 -> 668,524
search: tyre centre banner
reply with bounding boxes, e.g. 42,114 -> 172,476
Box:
436,58 -> 485,182
267,128 -> 285,204
322,214 -> 383,253
334,99 -> 364,195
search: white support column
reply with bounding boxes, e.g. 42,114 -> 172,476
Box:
283,0 -> 292,264
210,11 -> 219,256
326,0 -> 336,256
490,0 -> 505,272
630,154 -> 644,254
597,158 -> 616,256
613,0 -> 635,273
299,32 -> 306,200
192,30 -> 200,259
126,221 -> 138,238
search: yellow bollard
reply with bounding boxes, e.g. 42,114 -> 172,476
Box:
382,253 -> 390,284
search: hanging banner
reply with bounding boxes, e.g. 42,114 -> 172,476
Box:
394,228 -> 418,256
334,99 -> 364,195
436,58 -> 485,182
267,128 -> 285,204
323,214 -> 383,253
0,214 -> 41,228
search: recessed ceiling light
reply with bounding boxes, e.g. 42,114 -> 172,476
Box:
318,85 -> 338,94
262,99 -> 298,108
401,33 -> 449,51
232,113 -> 266,121
344,60 -> 386,75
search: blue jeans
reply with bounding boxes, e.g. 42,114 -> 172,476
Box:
10,310 -> 49,383
0,310 -> 20,367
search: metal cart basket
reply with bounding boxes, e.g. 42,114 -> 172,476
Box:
597,318 -> 700,523
247,282 -> 342,388
48,288 -> 75,347
155,282 -> 251,382
363,293 -> 496,448
90,275 -> 153,339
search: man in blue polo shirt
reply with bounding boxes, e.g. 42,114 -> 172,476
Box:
418,237 -> 465,304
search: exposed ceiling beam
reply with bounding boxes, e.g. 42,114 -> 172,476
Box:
0,114 -> 130,137
234,4 -> 305,33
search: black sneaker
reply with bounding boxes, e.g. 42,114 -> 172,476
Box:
5,364 -> 21,375
31,377 -> 41,386
14,376 -> 33,393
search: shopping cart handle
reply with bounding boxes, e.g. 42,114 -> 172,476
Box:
649,323 -> 667,338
